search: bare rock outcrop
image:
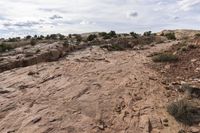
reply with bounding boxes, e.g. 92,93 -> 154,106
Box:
0,42 -> 180,133
0,42 -> 87,72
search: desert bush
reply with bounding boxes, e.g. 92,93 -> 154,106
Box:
109,44 -> 125,51
45,35 -> 50,39
59,34 -> 65,40
101,39 -> 134,51
30,39 -> 37,46
143,31 -> 152,36
130,32 -> 138,38
59,35 -> 65,40
108,31 -> 117,38
99,32 -> 107,37
0,43 -> 13,52
195,33 -> 200,37
34,35 -> 38,39
75,34 -> 82,42
50,34 -> 58,40
87,34 -> 97,41
103,34 -> 111,40
167,99 -> 200,125
25,35 -> 32,40
101,44 -> 125,51
68,34 -> 72,38
188,44 -> 197,49
7,37 -> 19,42
99,31 -> 117,39
152,53 -> 178,62
37,35 -> 45,40
63,41 -> 69,47
40,35 -> 45,39
122,33 -> 129,37
165,33 -> 176,40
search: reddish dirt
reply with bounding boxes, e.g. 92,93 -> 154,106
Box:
151,43 -> 200,83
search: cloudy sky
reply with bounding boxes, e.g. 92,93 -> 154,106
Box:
0,0 -> 200,38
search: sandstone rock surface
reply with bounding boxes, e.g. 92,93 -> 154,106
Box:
0,42 -> 181,133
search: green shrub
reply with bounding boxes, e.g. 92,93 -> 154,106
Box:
58,34 -> 65,40
49,34 -> 58,40
68,34 -> 72,38
7,37 -> 19,42
152,53 -> 178,62
25,35 -> 32,40
37,35 -> 45,40
188,44 -> 197,49
99,32 -> 107,37
63,41 -> 69,47
0,43 -> 13,52
122,33 -> 129,37
30,39 -> 37,46
103,34 -> 111,40
143,31 -> 152,36
75,34 -> 82,42
109,44 -> 125,51
167,100 -> 200,125
99,31 -> 117,39
100,39 -> 134,51
108,31 -> 117,38
45,35 -> 50,39
87,34 -> 97,41
195,33 -> 200,37
100,44 -> 125,51
165,33 -> 176,40
34,35 -> 38,39
130,32 -> 138,38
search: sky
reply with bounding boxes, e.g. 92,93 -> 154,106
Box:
0,0 -> 200,38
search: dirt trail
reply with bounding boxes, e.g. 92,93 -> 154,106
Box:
0,42 -> 180,133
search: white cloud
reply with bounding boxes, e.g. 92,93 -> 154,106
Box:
49,15 -> 63,20
126,11 -> 138,18
80,20 -> 94,25
173,16 -> 180,20
178,0 -> 200,11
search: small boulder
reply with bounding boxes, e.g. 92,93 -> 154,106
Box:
31,117 -> 42,124
190,127 -> 200,133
